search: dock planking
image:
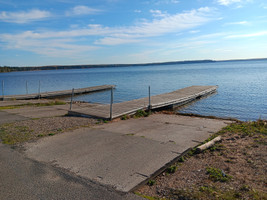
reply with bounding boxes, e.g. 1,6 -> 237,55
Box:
1,85 -> 115,101
68,85 -> 217,119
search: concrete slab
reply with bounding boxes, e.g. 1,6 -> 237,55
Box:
23,114 -> 232,193
95,114 -> 231,145
0,111 -> 29,125
24,128 -> 182,192
0,143 -> 144,200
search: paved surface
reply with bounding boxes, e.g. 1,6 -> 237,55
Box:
1,103 -> 96,119
23,114 -> 231,193
0,111 -> 29,125
0,143 -> 143,200
69,85 -> 217,119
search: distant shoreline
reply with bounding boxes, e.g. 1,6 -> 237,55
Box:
1,58 -> 266,73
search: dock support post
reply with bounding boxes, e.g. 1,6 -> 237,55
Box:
110,87 -> 113,121
70,88 -> 74,110
38,80 -> 41,99
26,81 -> 28,94
1,80 -> 4,101
148,85 -> 151,110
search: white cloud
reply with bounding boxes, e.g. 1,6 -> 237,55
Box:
66,5 -> 102,16
225,31 -> 267,38
216,0 -> 252,6
153,0 -> 180,4
217,0 -> 241,6
0,7 -> 216,56
0,9 -> 51,23
150,9 -> 168,17
95,37 -> 143,45
225,20 -> 249,25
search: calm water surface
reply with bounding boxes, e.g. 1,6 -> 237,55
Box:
1,60 -> 266,121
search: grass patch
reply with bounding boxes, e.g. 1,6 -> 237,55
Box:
166,165 -> 177,174
147,180 -> 156,186
134,192 -> 160,200
206,167 -> 232,182
0,100 -> 66,110
134,109 -> 151,118
121,115 -> 130,120
218,120 -> 267,137
0,125 -> 34,144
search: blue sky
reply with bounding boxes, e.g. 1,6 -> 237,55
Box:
0,0 -> 267,66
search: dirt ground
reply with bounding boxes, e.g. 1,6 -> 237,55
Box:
136,120 -> 267,200
0,116 -> 98,145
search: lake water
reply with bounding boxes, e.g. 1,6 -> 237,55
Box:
1,60 -> 266,121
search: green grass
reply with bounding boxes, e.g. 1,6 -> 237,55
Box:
0,125 -> 34,144
134,192 -> 161,200
134,109 -> 151,118
147,180 -> 156,186
0,100 -> 66,110
206,167 -> 232,182
166,165 -> 177,174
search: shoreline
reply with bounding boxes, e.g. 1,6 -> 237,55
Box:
1,57 -> 266,73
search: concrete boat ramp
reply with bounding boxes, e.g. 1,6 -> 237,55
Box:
69,85 -> 217,119
24,114 -> 231,193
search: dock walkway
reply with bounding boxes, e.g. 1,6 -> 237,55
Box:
1,85 -> 115,101
69,85 -> 217,119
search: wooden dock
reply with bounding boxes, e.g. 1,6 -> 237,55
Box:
1,85 -> 115,101
68,85 -> 217,119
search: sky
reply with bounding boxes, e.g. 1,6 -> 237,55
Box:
0,0 -> 267,66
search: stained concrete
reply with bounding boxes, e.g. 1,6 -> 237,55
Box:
23,114 -> 232,193
0,111 -> 29,125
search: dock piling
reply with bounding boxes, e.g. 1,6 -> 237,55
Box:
26,81 -> 28,94
148,86 -> 151,110
1,80 -> 4,101
38,80 -> 41,99
110,87 -> 114,120
70,88 -> 74,110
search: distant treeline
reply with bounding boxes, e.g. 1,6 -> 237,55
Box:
1,58 -> 266,73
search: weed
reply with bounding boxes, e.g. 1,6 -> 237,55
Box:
37,134 -> 44,137
147,180 -> 156,186
199,185 -> 217,194
121,115 -> 130,120
166,165 -> 177,174
206,167 -> 232,182
134,192 -> 160,200
178,156 -> 185,162
240,185 -> 250,191
125,133 -> 134,136
134,109 -> 150,118
48,133 -> 55,136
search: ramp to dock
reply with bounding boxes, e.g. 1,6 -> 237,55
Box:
1,85 -> 115,100
69,85 -> 217,119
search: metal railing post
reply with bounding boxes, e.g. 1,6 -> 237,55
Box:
38,80 -> 41,99
148,85 -> 151,110
110,87 -> 114,120
70,88 -> 74,110
26,81 -> 28,94
1,80 -> 4,101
